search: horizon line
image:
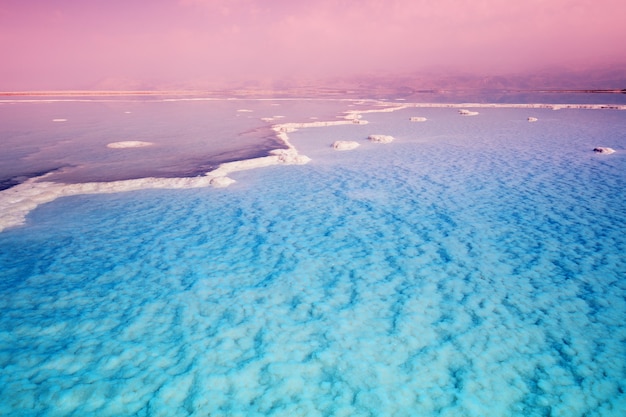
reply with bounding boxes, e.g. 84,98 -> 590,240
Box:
1,88 -> 625,98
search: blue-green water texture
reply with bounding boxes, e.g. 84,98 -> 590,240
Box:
1,104 -> 626,416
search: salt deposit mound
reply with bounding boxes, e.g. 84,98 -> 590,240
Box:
269,148 -> 311,164
593,147 -> 616,154
368,135 -> 394,144
107,141 -> 154,149
459,109 -> 479,116
209,176 -> 236,188
333,141 -> 360,151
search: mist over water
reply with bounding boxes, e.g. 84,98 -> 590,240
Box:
0,100 -> 625,416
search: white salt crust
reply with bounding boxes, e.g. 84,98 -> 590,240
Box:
368,134 -> 395,144
0,128 -> 312,232
1,100 -> 623,233
332,141 -> 360,151
593,147 -> 616,154
106,141 -> 154,149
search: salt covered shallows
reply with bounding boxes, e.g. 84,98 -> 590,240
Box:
1,100 -> 626,416
0,144 -> 312,232
0,111 -> 316,232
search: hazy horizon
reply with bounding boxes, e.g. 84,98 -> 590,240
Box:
1,0 -> 626,91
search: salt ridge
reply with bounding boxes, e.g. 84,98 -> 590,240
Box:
0,101 -> 623,233
0,111 -> 364,232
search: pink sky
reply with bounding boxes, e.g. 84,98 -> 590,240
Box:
1,0 -> 625,90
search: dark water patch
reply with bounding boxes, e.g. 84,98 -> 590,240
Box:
0,165 -> 71,191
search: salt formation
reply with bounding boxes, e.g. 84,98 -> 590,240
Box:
332,141 -> 360,151
368,135 -> 394,144
593,147 -> 616,154
344,113 -> 369,124
527,117 -> 538,122
410,117 -> 427,122
459,109 -> 479,116
107,141 -> 154,149
209,177 -> 236,188
0,123 -> 314,232
261,116 -> 285,122
269,148 -> 311,164
0,144 -> 313,232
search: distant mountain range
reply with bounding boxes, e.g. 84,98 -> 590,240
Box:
3,65 -> 625,99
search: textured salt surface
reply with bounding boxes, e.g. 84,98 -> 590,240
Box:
1,104 -> 625,416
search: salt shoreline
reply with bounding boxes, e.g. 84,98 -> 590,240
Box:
0,100 -> 623,232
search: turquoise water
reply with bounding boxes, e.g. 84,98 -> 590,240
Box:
1,104 -> 625,416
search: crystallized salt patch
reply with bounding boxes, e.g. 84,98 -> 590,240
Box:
593,147 -> 615,154
333,141 -> 360,151
368,134 -> 394,143
106,141 -> 154,149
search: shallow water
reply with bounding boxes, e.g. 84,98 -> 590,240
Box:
0,103 -> 625,416
0,98 -> 353,188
